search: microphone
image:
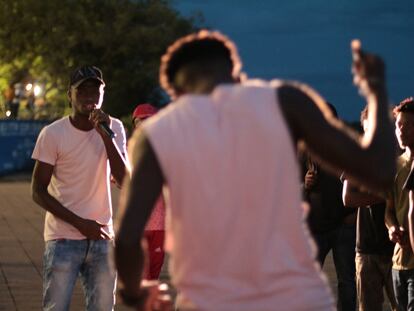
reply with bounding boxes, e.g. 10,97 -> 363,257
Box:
99,122 -> 116,139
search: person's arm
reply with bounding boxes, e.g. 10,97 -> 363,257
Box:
89,110 -> 129,186
31,160 -> 110,239
384,195 -> 408,247
278,42 -> 396,193
342,179 -> 383,208
409,191 -> 414,252
404,167 -> 414,251
114,128 -> 164,308
101,133 -> 128,185
384,196 -> 398,230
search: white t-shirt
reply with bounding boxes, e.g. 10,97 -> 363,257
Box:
32,116 -> 126,241
143,81 -> 334,311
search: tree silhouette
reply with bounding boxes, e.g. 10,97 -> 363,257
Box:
0,0 -> 200,119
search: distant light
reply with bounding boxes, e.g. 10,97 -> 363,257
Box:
25,83 -> 33,91
5,110 -> 11,117
34,85 -> 42,97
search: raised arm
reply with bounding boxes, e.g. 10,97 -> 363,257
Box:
100,132 -> 128,186
114,128 -> 164,308
278,42 -> 396,193
89,110 -> 129,186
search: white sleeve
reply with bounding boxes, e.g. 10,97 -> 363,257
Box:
31,126 -> 58,166
111,118 -> 127,155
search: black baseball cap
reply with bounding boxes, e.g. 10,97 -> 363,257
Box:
69,66 -> 105,88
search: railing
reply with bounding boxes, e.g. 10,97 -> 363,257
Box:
0,119 -> 51,175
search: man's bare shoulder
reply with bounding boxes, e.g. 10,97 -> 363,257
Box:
276,82 -> 320,143
277,81 -> 324,109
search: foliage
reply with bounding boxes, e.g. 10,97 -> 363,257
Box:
0,0 -> 200,119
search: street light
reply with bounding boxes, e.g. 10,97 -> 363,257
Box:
33,85 -> 42,97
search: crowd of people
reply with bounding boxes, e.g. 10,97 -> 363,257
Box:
29,29 -> 414,311
2,82 -> 49,119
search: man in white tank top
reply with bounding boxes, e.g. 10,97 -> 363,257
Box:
115,31 -> 396,311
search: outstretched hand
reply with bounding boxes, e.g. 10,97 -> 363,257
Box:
351,39 -> 386,97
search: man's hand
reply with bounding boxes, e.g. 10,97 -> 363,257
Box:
119,281 -> 173,311
89,109 -> 111,137
75,218 -> 111,240
388,225 -> 409,248
304,170 -> 317,190
351,39 -> 385,98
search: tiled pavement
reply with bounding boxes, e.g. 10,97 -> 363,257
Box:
0,178 -> 392,310
0,179 -> 129,311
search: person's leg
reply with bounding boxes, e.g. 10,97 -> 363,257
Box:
392,269 -> 408,310
43,240 -> 85,311
377,255 -> 398,311
406,269 -> 414,311
355,253 -> 384,311
146,230 -> 165,280
312,230 -> 334,267
332,223 -> 356,311
79,240 -> 116,311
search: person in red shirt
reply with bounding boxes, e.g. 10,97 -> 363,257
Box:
132,103 -> 166,280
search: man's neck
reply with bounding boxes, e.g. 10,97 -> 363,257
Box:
191,77 -> 236,95
183,75 -> 236,95
69,113 -> 94,131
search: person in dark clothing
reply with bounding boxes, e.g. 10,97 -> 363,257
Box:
302,103 -> 357,311
342,106 -> 398,311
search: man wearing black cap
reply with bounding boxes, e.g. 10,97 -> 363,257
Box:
31,66 -> 128,310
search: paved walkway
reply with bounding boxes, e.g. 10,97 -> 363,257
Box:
0,180 -> 130,311
0,178 -> 392,310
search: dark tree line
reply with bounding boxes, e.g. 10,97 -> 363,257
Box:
0,0 -> 200,120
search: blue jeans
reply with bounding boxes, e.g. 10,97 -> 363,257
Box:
392,268 -> 414,311
314,223 -> 356,311
43,239 -> 116,311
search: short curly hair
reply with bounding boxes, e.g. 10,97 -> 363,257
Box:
393,97 -> 414,117
159,30 -> 242,99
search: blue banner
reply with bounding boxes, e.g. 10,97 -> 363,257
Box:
0,120 -> 51,175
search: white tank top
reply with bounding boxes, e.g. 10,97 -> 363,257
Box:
143,80 -> 334,311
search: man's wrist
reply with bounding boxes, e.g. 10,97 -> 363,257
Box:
118,288 -> 141,307
339,172 -> 346,184
72,216 -> 85,231
367,87 -> 387,102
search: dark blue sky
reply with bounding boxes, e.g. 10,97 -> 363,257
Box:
173,0 -> 414,121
